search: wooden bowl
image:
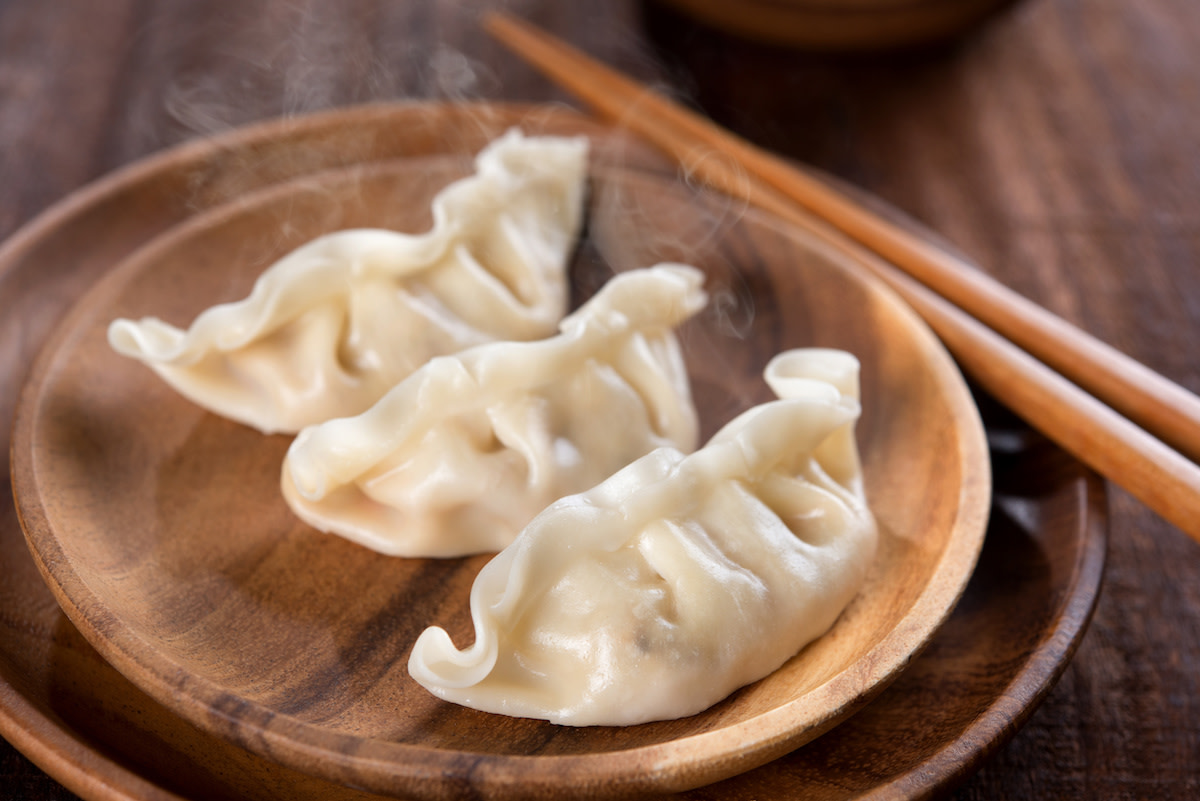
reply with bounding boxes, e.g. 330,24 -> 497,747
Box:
12,115 -> 990,799
654,0 -> 1019,50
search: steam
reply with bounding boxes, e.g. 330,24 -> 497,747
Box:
139,1 -> 514,149
129,0 -> 763,414
425,47 -> 489,100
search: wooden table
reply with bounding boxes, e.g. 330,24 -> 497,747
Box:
1,0 -> 1196,798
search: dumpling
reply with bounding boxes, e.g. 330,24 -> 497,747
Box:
107,129 -> 588,434
407,348 -> 877,726
282,264 -> 707,558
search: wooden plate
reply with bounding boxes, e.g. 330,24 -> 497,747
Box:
15,107 -> 987,799
4,103 -> 998,796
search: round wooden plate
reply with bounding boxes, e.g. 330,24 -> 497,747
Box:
13,131 -> 988,797
0,106 -> 1075,801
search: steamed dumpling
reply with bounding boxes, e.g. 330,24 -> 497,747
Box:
408,349 -> 877,726
107,129 -> 588,433
282,264 -> 707,558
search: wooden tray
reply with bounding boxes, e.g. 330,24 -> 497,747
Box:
0,103 -> 1104,801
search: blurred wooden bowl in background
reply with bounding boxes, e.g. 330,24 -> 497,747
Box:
653,0 -> 1019,50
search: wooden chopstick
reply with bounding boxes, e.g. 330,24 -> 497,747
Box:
485,11 -> 1200,544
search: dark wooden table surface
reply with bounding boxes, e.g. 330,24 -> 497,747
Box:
1,0 -> 1197,798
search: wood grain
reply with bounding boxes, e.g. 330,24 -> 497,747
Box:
0,0 -> 1196,799
10,106 -> 989,798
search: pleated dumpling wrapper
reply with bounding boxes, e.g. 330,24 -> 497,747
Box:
282,264 -> 707,558
107,129 -> 588,434
408,348 -> 878,725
